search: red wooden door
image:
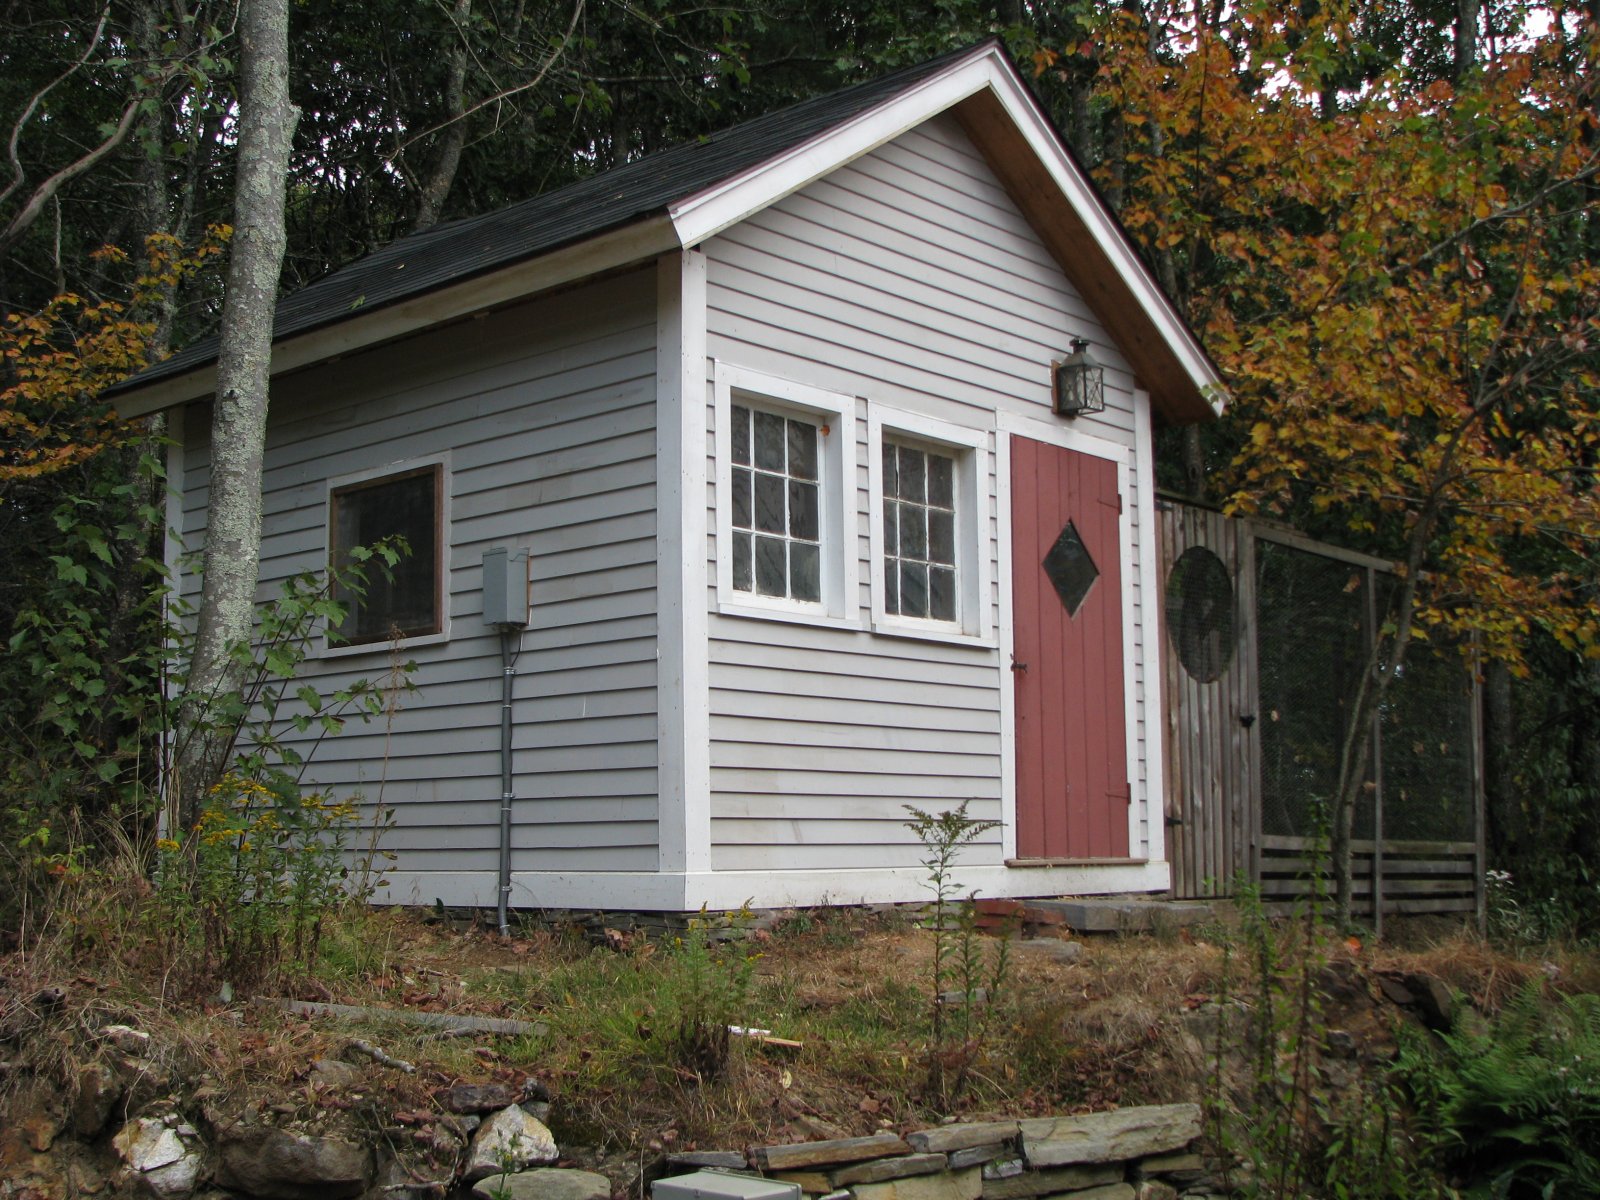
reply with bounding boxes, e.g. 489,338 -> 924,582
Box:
1011,435 -> 1130,860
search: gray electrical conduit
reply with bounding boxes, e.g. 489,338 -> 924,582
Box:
497,628 -> 516,937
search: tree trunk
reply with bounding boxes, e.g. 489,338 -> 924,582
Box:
411,0 -> 472,232
175,0 -> 299,831
1481,658 -> 1515,863
1454,0 -> 1479,80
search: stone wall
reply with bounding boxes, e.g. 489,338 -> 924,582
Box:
659,1104 -> 1222,1200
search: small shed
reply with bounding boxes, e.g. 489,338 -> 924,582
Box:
113,42 -> 1226,913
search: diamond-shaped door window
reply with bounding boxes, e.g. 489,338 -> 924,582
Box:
1043,520 -> 1099,616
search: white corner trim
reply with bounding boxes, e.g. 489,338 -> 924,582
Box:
1133,389 -> 1168,868
656,251 -> 712,874
114,218 -> 681,419
996,431 -> 1018,862
711,361 -> 859,624
866,405 -> 994,645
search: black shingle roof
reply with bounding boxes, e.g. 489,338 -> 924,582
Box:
117,42 -> 995,394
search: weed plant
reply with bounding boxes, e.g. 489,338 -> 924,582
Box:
1208,867 -> 1436,1199
904,801 -> 1011,1108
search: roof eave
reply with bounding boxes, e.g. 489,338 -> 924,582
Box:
111,214 -> 680,419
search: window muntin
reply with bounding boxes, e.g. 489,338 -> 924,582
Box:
882,440 -> 958,622
729,403 -> 822,604
329,464 -> 442,645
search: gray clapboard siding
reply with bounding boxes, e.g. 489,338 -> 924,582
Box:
703,112 -> 1158,872
175,271 -> 662,878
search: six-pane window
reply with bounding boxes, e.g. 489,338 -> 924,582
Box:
729,403 -> 822,603
882,441 -> 958,622
330,465 -> 441,644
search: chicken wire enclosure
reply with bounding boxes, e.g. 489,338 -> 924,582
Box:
1255,539 -> 1373,840
1161,497 -> 1483,916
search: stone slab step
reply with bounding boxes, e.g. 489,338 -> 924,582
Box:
1019,900 -> 1211,934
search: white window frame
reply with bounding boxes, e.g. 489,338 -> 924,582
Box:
322,452 -> 452,657
868,407 -> 993,646
714,362 -> 858,628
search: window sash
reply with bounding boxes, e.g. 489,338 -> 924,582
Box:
329,464 -> 442,644
729,402 -> 822,605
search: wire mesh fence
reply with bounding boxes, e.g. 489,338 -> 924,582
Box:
1254,538 -> 1475,844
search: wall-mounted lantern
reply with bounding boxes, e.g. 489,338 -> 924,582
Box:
1052,338 -> 1105,418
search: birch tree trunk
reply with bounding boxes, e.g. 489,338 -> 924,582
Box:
175,0 -> 298,831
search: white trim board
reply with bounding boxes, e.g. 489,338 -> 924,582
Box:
373,861 -> 1174,912
655,251 -> 712,874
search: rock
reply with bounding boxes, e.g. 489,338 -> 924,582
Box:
832,1153 -> 948,1186
1134,1182 -> 1177,1200
75,1061 -> 125,1136
666,1151 -> 749,1171
980,1159 -> 1024,1180
102,1025 -> 153,1056
21,1113 -> 60,1153
1133,1152 -> 1205,1178
215,1124 -> 371,1199
113,1116 -> 207,1199
442,1083 -> 519,1114
469,1167 -> 611,1200
773,1171 -> 834,1194
907,1123 -> 1019,1154
851,1166 -> 981,1200
754,1131 -> 910,1171
1013,939 -> 1084,965
308,1059 -> 361,1088
1018,1105 -> 1202,1168
1322,1030 -> 1357,1059
947,1146 -> 1008,1171
1067,1187 -> 1135,1200
462,1106 -> 559,1183
1404,973 -> 1455,1031
1376,976 -> 1416,1007
980,1164 -> 1122,1198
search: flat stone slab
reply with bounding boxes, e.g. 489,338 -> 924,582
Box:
980,1164 -> 1122,1199
1067,1187 -> 1135,1200
470,1168 -> 611,1200
668,1152 -> 752,1171
1020,901 -> 1210,934
1019,1105 -> 1201,1168
907,1123 -> 1018,1154
947,1146 -> 1008,1171
755,1132 -> 909,1171
832,1153 -> 948,1186
851,1166 -> 981,1200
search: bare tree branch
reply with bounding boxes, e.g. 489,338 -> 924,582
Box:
1,5 -> 113,209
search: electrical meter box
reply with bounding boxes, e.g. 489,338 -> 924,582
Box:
481,547 -> 530,628
653,1173 -> 800,1200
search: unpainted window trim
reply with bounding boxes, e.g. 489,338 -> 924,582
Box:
324,456 -> 450,655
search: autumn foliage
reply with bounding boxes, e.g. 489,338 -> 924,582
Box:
0,229 -> 227,486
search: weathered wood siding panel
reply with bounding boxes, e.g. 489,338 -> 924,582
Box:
1159,502 -> 1257,898
703,114 -> 1158,873
175,273 -> 661,878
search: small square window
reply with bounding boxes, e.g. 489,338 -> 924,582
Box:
329,464 -> 442,644
868,408 -> 992,645
714,363 -> 857,627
